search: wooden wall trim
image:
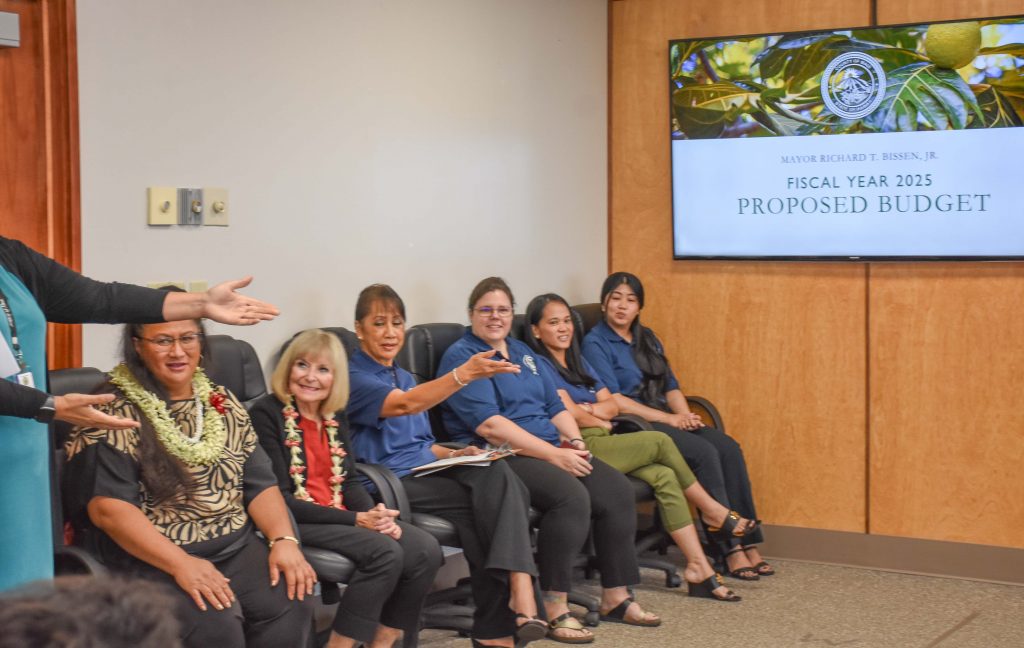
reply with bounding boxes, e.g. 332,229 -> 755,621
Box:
43,0 -> 81,370
762,524 -> 1024,586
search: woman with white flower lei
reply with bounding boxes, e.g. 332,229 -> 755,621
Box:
64,296 -> 316,648
250,329 -> 442,648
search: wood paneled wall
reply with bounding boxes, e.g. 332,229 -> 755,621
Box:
0,0 -> 81,369
869,0 -> 1024,547
609,0 -> 1024,546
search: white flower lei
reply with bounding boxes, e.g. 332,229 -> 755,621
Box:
282,397 -> 346,509
109,363 -> 227,466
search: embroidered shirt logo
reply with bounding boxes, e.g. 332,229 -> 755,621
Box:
522,355 -> 538,375
820,52 -> 887,120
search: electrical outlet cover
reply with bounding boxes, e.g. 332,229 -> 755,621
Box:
203,187 -> 229,226
147,187 -> 177,226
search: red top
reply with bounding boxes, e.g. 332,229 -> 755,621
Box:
298,416 -> 345,509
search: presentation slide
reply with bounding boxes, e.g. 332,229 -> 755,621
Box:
669,17 -> 1024,259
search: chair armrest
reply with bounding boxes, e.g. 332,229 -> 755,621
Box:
686,396 -> 725,433
355,463 -> 412,520
54,545 -> 107,576
611,414 -> 652,434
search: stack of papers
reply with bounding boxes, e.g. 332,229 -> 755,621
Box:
411,447 -> 518,477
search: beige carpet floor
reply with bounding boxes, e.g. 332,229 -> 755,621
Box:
410,557 -> 1024,648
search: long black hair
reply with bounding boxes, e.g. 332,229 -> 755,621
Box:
524,293 -> 597,389
599,272 -> 670,407
115,287 -> 208,504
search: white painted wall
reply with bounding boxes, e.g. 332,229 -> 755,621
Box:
77,0 -> 607,373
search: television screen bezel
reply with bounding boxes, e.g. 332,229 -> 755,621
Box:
667,14 -> 1024,262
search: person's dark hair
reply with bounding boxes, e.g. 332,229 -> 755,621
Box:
0,575 -> 182,648
117,285 -> 206,503
467,276 -> 515,312
355,284 -> 406,321
524,293 -> 596,388
599,272 -> 669,407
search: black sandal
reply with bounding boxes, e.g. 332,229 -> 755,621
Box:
687,573 -> 742,602
599,596 -> 661,627
514,613 -> 548,646
702,510 -> 755,538
724,547 -> 760,581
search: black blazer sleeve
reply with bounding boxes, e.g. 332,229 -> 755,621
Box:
249,393 -> 370,526
0,377 -> 48,418
0,236 -> 166,325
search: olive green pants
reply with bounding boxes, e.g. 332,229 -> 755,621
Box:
580,427 -> 697,532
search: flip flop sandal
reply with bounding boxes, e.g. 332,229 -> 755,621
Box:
546,612 -> 595,644
599,596 -> 662,627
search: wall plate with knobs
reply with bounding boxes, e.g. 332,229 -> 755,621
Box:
178,188 -> 203,225
147,187 -> 177,225
203,187 -> 229,226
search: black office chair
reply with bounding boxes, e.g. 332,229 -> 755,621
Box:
399,322 -> 602,626
510,310 -> 682,588
47,366 -> 110,576
278,326 -> 475,643
204,334 -> 268,408
573,303 -> 732,578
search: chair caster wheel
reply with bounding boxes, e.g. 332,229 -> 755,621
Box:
584,611 -> 600,627
666,572 -> 682,588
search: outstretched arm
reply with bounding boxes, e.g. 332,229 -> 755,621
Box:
162,277 -> 279,325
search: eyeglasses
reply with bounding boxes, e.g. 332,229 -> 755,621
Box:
473,306 -> 514,318
135,333 -> 204,349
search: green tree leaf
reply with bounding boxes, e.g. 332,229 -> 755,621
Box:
849,27 -> 923,50
863,63 -> 984,132
754,34 -> 850,91
671,82 -> 762,139
978,43 -> 1024,57
972,84 -> 1024,127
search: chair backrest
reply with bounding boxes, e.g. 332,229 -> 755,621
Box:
204,334 -> 267,408
572,303 -> 603,336
396,323 -> 466,441
509,313 -> 528,342
48,367 -> 108,446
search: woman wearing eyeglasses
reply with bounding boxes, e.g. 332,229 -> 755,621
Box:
582,272 -> 772,579
64,299 -> 315,648
438,277 -> 661,644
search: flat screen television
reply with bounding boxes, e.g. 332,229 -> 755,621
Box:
668,16 -> 1024,260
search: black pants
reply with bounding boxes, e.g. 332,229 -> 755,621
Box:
505,455 -> 639,591
299,520 -> 441,643
403,461 -> 537,640
648,422 -> 764,546
137,536 -> 313,648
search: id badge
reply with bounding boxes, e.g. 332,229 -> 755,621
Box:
16,371 -> 35,388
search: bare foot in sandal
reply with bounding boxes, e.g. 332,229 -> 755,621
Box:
599,593 -> 661,627
543,592 -> 593,644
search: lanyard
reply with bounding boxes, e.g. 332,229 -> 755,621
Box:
0,287 -> 27,371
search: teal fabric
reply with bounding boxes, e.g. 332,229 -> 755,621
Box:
0,266 -> 53,590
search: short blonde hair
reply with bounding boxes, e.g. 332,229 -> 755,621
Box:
271,329 -> 349,416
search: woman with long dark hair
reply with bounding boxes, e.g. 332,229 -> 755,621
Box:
582,272 -> 773,579
64,309 -> 315,648
524,292 -> 746,601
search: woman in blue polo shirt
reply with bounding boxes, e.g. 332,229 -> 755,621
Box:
346,284 -> 547,648
582,272 -> 772,579
439,277 -> 662,641
525,292 -> 753,601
